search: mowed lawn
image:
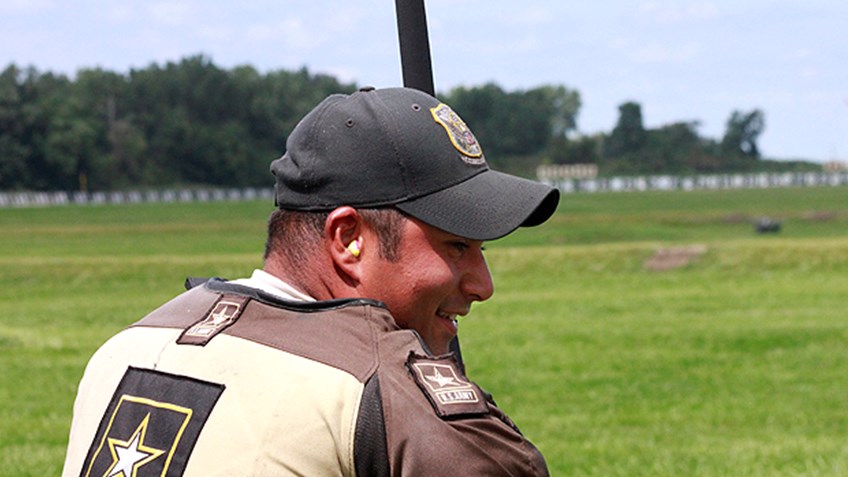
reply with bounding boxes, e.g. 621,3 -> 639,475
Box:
2,187 -> 847,475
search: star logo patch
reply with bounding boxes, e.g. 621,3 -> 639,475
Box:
79,367 -> 224,477
407,353 -> 489,418
179,295 -> 249,345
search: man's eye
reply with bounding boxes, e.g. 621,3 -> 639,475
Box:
451,242 -> 469,253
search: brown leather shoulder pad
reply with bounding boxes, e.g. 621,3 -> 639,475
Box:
132,286 -> 221,330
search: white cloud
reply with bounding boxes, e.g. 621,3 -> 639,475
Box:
800,67 -> 819,79
321,65 -> 359,84
196,24 -> 235,42
628,41 -> 701,64
791,48 -> 814,60
638,1 -> 720,24
498,6 -> 555,27
147,1 -> 194,27
245,23 -> 276,43
0,0 -> 55,14
246,17 -> 326,50
100,4 -> 137,23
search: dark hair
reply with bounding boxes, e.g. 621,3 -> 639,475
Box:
264,208 -> 405,266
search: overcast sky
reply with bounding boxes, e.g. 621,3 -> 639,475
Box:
2,0 -> 845,163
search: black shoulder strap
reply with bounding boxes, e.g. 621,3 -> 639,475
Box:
354,375 -> 390,477
185,276 -> 216,290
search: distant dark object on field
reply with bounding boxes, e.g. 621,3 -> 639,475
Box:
754,217 -> 782,234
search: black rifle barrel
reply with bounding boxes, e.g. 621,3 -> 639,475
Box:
394,0 -> 435,95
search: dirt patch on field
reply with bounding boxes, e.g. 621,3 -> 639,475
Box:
722,213 -> 751,224
802,210 -> 839,222
644,245 -> 708,272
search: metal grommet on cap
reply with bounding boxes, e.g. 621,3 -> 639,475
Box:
411,104 -> 421,111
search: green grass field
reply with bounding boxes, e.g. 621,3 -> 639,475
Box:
2,187 -> 847,475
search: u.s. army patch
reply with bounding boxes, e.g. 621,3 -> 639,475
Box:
79,367 -> 224,477
179,294 -> 250,346
407,353 -> 489,418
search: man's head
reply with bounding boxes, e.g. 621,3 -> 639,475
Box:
264,205 -> 492,355
265,87 -> 559,354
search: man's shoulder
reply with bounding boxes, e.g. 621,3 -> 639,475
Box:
133,279 -> 410,383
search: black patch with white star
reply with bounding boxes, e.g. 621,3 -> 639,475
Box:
406,352 -> 489,418
79,367 -> 224,477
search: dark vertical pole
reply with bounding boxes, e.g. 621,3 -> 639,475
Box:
394,0 -> 435,96
395,0 -> 464,367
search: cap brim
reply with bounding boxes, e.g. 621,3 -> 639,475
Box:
395,170 -> 560,241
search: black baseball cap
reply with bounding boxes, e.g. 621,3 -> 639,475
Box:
271,87 -> 559,241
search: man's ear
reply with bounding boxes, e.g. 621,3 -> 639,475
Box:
325,206 -> 365,283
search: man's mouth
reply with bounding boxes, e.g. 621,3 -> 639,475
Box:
437,310 -> 458,333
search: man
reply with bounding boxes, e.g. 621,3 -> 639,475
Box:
63,87 -> 559,476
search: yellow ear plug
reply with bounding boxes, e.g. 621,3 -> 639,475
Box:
347,238 -> 362,257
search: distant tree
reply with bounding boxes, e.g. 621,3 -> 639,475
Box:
605,101 -> 647,158
644,121 -> 703,173
117,56 -> 358,188
66,68 -> 132,190
146,56 -> 240,185
721,109 -> 765,159
107,118 -> 148,186
546,135 -> 600,165
532,84 -> 581,138
0,65 -> 30,189
19,68 -> 74,190
44,94 -> 101,191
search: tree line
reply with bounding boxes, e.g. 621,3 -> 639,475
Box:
0,56 -> 356,191
449,86 -> 815,177
0,55 -> 816,191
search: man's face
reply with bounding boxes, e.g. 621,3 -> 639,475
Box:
361,217 -> 494,355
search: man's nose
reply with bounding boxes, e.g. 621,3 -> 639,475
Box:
462,247 -> 494,302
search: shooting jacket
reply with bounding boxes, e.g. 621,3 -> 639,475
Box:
62,278 -> 548,476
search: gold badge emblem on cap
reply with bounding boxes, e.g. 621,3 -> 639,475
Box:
430,104 -> 485,165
